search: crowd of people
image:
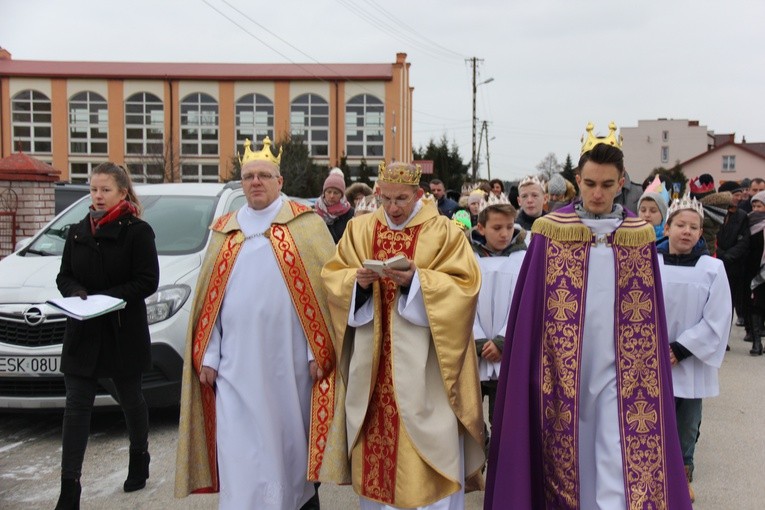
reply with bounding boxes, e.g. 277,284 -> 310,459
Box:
52,123 -> 756,509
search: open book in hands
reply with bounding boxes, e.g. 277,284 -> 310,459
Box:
47,295 -> 126,320
362,254 -> 410,276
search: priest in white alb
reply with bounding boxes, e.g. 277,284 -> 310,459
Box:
175,137 -> 347,509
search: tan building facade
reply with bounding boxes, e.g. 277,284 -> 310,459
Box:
0,48 -> 413,183
621,118 -> 711,182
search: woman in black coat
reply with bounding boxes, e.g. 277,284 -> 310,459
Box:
54,163 -> 159,509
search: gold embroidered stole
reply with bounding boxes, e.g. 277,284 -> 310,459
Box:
359,220 -> 422,504
534,213 -> 670,509
267,210 -> 337,481
190,212 -> 241,492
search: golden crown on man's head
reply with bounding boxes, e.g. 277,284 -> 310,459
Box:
377,161 -> 422,185
239,136 -> 283,167
580,121 -> 623,155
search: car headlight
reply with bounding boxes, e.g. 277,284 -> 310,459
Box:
145,284 -> 191,325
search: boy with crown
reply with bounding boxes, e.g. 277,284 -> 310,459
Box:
484,123 -> 693,509
656,193 -> 732,503
321,161 -> 486,509
175,137 -> 347,509
516,174 -> 547,232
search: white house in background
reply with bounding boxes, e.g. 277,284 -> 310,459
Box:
621,119 -> 712,182
679,141 -> 765,185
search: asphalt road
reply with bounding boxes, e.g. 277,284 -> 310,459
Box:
1,325 -> 763,509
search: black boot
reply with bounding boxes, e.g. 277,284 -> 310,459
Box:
123,449 -> 150,492
54,477 -> 81,510
751,314 -> 763,356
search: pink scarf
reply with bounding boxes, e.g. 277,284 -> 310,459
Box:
315,197 -> 351,224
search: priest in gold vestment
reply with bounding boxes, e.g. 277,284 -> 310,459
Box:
322,162 -> 485,509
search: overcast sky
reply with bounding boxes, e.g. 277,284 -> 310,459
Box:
2,0 -> 764,181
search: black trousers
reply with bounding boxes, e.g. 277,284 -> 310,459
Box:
61,373 -> 148,479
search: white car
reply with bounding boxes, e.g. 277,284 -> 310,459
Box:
0,182 -> 250,409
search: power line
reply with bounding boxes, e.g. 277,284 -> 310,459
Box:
202,0 -> 472,124
359,0 -> 467,60
334,0 -> 457,63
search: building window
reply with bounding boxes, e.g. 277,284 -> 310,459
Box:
11,90 -> 52,154
345,94 -> 384,158
290,93 -> 329,157
662,130 -> 669,142
69,91 -> 108,155
180,93 -> 219,156
181,163 -> 220,183
722,155 -> 736,172
70,161 -> 104,184
660,146 -> 669,164
236,94 -> 274,148
125,92 -> 164,156
127,162 -> 166,184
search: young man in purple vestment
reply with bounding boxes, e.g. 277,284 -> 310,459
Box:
484,122 -> 693,510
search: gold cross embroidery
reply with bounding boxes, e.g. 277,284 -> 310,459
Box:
545,400 -> 573,432
547,288 -> 578,321
620,290 -> 652,322
626,400 -> 658,433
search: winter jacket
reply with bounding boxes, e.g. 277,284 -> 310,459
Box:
56,212 -> 159,378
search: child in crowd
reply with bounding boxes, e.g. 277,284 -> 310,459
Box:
657,194 -> 732,503
515,175 -> 547,232
469,203 -> 527,452
638,176 -> 670,240
467,188 -> 486,227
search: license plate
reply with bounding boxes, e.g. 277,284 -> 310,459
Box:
0,356 -> 60,376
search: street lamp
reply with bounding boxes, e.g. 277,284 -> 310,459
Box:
472,77 -> 494,180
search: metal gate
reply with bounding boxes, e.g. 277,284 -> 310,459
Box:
0,188 -> 19,258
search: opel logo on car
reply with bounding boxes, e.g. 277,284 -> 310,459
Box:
23,306 -> 45,326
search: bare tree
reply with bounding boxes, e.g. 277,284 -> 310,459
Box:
128,136 -> 182,183
535,152 -> 562,180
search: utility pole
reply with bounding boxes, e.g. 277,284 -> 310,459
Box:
483,120 -> 492,180
466,57 -> 492,181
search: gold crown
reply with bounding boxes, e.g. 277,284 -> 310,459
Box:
667,192 -> 704,219
378,161 -> 422,185
580,121 -> 623,155
518,175 -> 544,190
239,136 -> 282,167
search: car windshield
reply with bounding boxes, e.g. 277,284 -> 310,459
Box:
22,195 -> 218,256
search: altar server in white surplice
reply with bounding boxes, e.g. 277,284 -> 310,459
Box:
657,193 -> 732,503
469,201 -> 527,437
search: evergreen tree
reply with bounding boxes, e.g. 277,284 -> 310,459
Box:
413,134 -> 468,192
339,153 -> 352,187
647,163 -> 688,199
275,134 -> 316,198
226,153 -> 242,182
357,158 -> 373,186
560,153 -> 578,194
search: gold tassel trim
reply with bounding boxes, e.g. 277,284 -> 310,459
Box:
613,220 -> 656,247
532,215 -> 592,242
533,214 -> 655,247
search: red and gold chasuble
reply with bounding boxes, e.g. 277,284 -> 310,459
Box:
190,205 -> 337,490
359,220 -> 422,504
